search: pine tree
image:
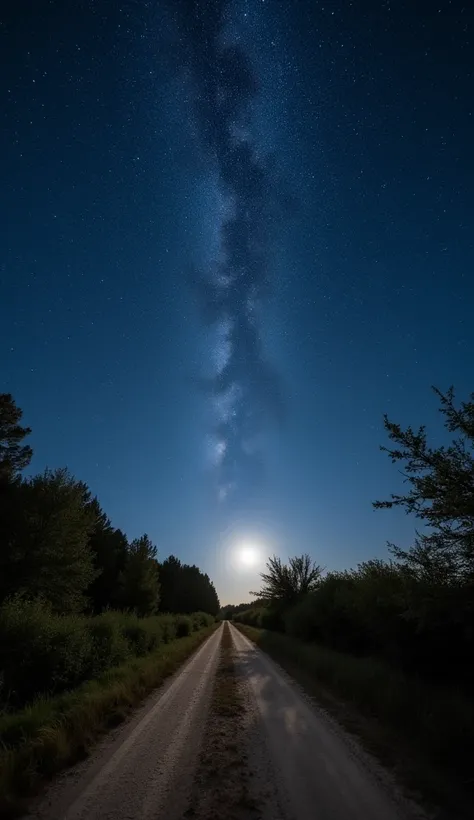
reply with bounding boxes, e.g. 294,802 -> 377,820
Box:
0,393 -> 32,481
121,534 -> 160,616
0,468 -> 97,612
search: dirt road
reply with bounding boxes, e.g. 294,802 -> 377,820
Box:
25,622 -> 421,820
25,625 -> 222,820
229,622 -> 419,820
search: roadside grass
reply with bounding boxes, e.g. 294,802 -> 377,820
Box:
0,624 -> 218,817
235,623 -> 474,819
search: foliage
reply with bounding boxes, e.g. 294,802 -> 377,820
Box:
374,385 -> 474,584
0,468 -> 97,613
233,603 -> 284,631
233,388 -> 474,689
86,498 -> 128,612
251,553 -> 322,606
0,393 -> 32,482
159,555 -> 220,616
120,534 -> 160,616
218,601 -> 260,619
0,394 -> 220,619
0,596 -> 215,711
284,560 -> 410,656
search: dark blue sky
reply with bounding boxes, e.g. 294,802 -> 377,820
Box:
2,0 -> 473,603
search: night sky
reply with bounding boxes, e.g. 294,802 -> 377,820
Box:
2,0 -> 473,603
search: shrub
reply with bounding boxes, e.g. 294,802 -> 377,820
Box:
176,615 -> 192,637
85,612 -> 132,677
190,612 -> 213,631
119,613 -> 154,656
0,597 -> 91,708
158,614 -> 178,643
0,598 -> 214,711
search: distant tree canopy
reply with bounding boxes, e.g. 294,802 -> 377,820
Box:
219,601 -> 260,619
0,394 -> 220,617
159,555 -> 220,616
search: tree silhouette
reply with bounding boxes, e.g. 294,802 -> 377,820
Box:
86,497 -> 128,612
374,386 -> 474,583
159,555 -> 220,615
0,468 -> 97,612
252,554 -> 322,605
121,534 -> 160,616
0,393 -> 218,619
0,393 -> 32,482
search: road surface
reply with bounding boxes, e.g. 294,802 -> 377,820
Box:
25,622 -> 421,820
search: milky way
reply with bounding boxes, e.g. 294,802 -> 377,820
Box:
178,0 -> 283,502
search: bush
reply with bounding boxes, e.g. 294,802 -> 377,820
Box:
190,612 -> 214,631
0,597 -> 214,711
158,614 -> 178,643
119,616 -> 153,656
0,597 -> 92,708
233,605 -> 283,631
176,615 -> 192,637
85,612 -> 131,677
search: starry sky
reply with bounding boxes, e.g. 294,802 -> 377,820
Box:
2,0 -> 473,604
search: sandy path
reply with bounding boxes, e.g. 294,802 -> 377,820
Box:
229,622 -> 421,820
25,624 -> 223,820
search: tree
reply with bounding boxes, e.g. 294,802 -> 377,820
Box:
373,386 -> 474,683
159,555 -> 183,613
86,497 -> 128,612
374,386 -> 474,583
0,468 -> 97,612
121,534 -> 160,616
219,600 -> 259,619
252,554 -> 322,606
159,555 -> 220,615
0,393 -> 32,482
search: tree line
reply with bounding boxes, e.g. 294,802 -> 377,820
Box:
0,393 -> 219,617
233,386 -> 474,688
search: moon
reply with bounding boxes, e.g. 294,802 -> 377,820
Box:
235,542 -> 261,569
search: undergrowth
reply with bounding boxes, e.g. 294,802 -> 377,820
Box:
0,597 -> 214,711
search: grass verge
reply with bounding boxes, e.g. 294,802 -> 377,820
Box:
185,622 -> 260,819
235,623 -> 474,819
0,624 -> 218,817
